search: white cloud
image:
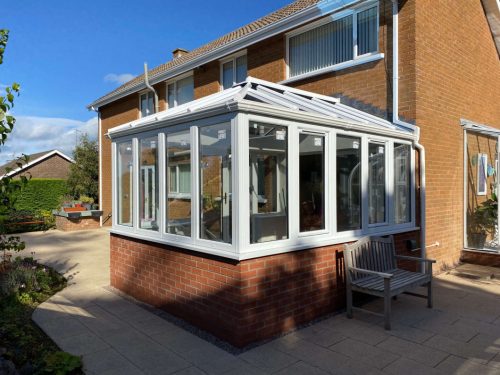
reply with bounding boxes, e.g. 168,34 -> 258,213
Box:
0,115 -> 98,165
104,73 -> 135,85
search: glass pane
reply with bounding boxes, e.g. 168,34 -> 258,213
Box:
369,143 -> 386,224
236,55 -> 247,83
176,76 -> 194,106
289,15 -> 353,77
394,144 -> 411,224
139,137 -> 159,231
337,135 -> 361,231
357,7 -> 378,55
178,164 -> 191,193
222,61 -> 234,90
148,94 -> 154,115
117,141 -> 133,226
166,131 -> 191,237
300,134 -> 325,232
167,84 -> 175,108
249,123 -> 288,243
200,123 -> 232,243
140,94 -> 148,117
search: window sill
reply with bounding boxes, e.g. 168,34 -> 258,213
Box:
279,53 -> 385,85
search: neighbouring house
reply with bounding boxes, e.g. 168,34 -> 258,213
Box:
0,150 -> 74,180
87,0 -> 500,347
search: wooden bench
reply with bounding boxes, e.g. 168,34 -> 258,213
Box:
344,235 -> 436,330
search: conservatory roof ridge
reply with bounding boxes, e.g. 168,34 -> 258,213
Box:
107,77 -> 414,137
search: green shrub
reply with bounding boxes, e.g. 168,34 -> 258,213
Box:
43,351 -> 82,374
12,178 -> 68,212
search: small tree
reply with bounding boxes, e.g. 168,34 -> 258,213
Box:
0,29 -> 27,260
67,134 -> 98,202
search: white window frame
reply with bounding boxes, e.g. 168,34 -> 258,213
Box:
139,90 -> 155,118
167,163 -> 191,199
283,1 -> 382,84
166,71 -> 194,109
114,137 -> 135,228
111,112 -> 417,261
219,50 -> 247,91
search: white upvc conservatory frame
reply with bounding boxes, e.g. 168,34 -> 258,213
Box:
111,117 -> 417,261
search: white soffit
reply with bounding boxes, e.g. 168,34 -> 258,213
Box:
482,0 -> 500,55
108,77 -> 415,137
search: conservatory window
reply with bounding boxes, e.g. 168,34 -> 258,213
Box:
199,123 -> 232,243
249,123 -> 288,244
139,137 -> 159,231
117,141 -> 133,226
299,133 -> 325,232
336,135 -> 361,232
368,142 -> 386,225
166,131 -> 192,237
394,143 -> 411,224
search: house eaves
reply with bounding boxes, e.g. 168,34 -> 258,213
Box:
87,0 -> 365,111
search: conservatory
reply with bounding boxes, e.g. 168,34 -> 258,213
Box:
109,77 -> 419,261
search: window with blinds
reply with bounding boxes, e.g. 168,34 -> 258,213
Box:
288,5 -> 378,78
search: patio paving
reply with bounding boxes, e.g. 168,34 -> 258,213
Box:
22,229 -> 500,374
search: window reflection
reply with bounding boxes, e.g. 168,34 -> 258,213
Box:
139,137 -> 159,231
249,123 -> 288,243
200,123 -> 232,243
300,133 -> 325,232
118,141 -> 133,226
337,135 -> 361,231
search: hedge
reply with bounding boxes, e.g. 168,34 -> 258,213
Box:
12,179 -> 68,212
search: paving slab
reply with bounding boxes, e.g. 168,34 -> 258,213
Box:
24,230 -> 500,374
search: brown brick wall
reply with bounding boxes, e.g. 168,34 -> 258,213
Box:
111,231 -> 421,347
461,250 -> 500,268
12,154 -> 72,180
414,0 -> 500,269
55,216 -> 101,231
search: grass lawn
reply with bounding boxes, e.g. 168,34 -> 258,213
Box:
0,256 -> 83,374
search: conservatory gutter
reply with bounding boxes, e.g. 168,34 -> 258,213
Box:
107,99 -> 417,141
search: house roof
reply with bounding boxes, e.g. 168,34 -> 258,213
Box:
0,150 -> 75,178
108,77 -> 415,139
88,0 -> 364,110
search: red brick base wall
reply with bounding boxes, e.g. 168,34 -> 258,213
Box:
461,250 -> 500,268
56,216 -> 100,231
110,230 -> 420,347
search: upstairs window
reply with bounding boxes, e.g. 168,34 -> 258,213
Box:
167,74 -> 194,108
288,4 -> 378,78
221,54 -> 247,90
140,92 -> 155,117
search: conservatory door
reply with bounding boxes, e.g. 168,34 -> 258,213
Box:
465,129 -> 499,252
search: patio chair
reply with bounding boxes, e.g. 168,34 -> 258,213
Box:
344,235 -> 436,330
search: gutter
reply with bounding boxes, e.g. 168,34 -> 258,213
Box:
391,0 -> 428,267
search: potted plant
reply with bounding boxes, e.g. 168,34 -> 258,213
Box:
469,194 -> 497,249
79,195 -> 94,211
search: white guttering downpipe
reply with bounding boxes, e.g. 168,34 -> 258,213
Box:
144,63 -> 159,113
391,0 -> 427,266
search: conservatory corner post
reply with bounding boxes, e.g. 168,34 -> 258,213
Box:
236,112 -> 250,255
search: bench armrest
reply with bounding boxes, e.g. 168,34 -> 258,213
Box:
348,266 -> 393,279
395,255 -> 436,263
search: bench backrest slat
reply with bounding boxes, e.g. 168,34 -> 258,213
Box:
344,236 -> 396,281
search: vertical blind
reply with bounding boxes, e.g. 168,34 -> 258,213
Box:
289,6 -> 377,78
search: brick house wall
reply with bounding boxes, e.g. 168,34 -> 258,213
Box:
413,0 -> 500,268
11,154 -> 72,179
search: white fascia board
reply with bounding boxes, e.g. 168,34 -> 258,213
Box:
1,150 -> 75,179
87,0 -> 364,110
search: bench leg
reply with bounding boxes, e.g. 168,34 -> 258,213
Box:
346,283 -> 353,319
427,280 -> 433,308
384,279 -> 391,330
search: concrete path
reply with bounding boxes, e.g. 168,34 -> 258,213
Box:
23,230 -> 500,374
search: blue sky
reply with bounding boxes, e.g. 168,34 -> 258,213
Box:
1,0 -> 291,163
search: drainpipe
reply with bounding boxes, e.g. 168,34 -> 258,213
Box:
144,63 -> 159,114
391,0 -> 427,266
